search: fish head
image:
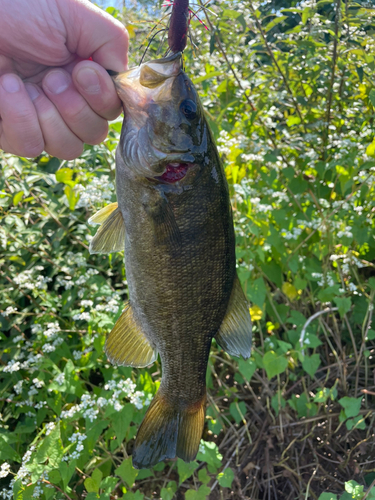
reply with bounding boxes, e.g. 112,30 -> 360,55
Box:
114,53 -> 209,181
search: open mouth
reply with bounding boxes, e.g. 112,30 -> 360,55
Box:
156,163 -> 191,183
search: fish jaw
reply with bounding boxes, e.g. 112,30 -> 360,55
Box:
113,54 -> 209,180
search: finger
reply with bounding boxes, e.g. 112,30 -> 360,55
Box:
72,60 -> 122,121
24,83 -> 84,161
0,74 -> 44,157
42,69 -> 108,146
58,0 -> 129,72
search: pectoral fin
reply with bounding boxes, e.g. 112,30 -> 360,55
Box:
215,275 -> 252,359
105,301 -> 157,368
89,203 -> 125,254
143,196 -> 181,251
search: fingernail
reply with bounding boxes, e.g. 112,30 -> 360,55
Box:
75,67 -> 101,94
44,70 -> 70,94
1,74 -> 21,93
25,83 -> 40,101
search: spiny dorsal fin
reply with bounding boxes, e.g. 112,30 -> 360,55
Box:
215,274 -> 252,359
105,301 -> 157,368
89,203 -> 125,254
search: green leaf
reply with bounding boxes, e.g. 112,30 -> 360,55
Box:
286,115 -> 301,127
196,441 -> 222,473
198,468 -> 211,485
366,140 -> 375,158
0,437 -> 21,462
177,458 -> 199,484
271,392 -> 286,416
185,485 -> 211,500
56,168 -> 74,184
318,493 -> 337,500
317,285 -> 340,302
345,480 -> 364,498
333,297 -> 352,318
84,468 -> 103,494
35,423 -> 64,468
369,89 -> 375,108
115,457 -> 138,488
302,354 -> 321,378
263,351 -> 288,379
112,404 -> 134,444
246,277 -> 267,308
346,415 -> 366,431
264,15 -> 287,32
229,401 -> 247,424
64,185 -> 79,210
367,329 -> 375,340
339,397 -> 362,418
217,467 -> 234,488
59,459 -> 76,490
13,191 -> 24,206
238,358 -> 256,380
160,482 -> 177,500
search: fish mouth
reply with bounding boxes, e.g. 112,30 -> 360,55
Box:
155,162 -> 194,184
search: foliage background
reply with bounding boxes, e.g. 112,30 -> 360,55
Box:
1,0 -> 375,498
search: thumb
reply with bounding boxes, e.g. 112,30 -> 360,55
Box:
58,0 -> 129,72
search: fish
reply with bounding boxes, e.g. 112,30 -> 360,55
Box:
89,52 -> 252,469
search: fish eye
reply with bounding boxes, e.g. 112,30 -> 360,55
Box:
180,99 -> 197,120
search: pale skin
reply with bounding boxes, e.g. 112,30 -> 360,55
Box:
0,0 -> 129,160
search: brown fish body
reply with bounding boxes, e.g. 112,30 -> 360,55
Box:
116,134 -> 235,406
89,53 -> 251,468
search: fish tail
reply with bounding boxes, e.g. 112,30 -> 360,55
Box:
132,390 -> 206,469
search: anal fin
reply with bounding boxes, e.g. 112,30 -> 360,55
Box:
105,301 -> 157,368
89,203 -> 125,254
215,274 -> 252,359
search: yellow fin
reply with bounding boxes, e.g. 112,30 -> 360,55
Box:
176,394 -> 206,463
105,302 -> 157,368
215,274 -> 252,359
132,391 -> 206,469
89,204 -> 125,254
89,202 -> 118,224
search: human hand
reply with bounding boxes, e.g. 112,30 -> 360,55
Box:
0,0 -> 128,160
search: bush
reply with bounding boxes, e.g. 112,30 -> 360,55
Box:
1,0 -> 375,498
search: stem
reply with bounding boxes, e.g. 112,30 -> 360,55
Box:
247,0 -> 306,130
323,0 -> 341,159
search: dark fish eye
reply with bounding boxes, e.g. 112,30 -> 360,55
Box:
180,99 -> 197,120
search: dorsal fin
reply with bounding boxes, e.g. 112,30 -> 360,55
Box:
105,302 -> 158,368
89,203 -> 125,254
215,275 -> 252,359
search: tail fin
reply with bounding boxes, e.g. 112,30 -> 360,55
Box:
132,391 -> 206,469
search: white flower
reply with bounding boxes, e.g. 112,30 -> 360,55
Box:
0,463 -> 11,479
3,360 -> 21,373
55,373 -> 65,386
72,312 -> 90,321
14,380 -> 23,394
32,378 -> 44,389
42,343 -> 56,353
44,322 -> 60,339
1,306 -> 17,317
45,422 -> 56,436
80,300 -> 93,308
73,350 -> 82,360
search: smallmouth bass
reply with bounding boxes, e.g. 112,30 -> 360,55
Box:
89,53 -> 252,469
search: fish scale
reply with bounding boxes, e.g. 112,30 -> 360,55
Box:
88,52 -> 252,469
